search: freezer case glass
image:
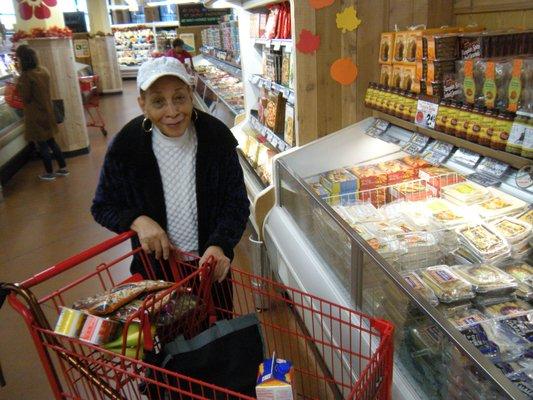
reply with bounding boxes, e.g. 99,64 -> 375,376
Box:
268,117 -> 530,400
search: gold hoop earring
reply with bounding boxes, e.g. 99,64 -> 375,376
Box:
142,117 -> 152,133
192,109 -> 199,122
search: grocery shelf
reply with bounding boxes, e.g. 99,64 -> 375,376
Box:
196,74 -> 244,116
200,51 -> 242,78
237,148 -> 267,193
249,75 -> 295,104
373,110 -> 532,170
249,112 -> 291,153
253,38 -> 293,48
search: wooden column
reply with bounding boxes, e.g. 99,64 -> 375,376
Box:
27,38 -> 89,155
88,36 -> 123,94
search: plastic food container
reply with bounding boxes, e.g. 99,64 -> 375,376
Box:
471,188 -> 528,220
424,198 -> 470,228
490,217 -> 532,244
483,299 -> 531,319
498,261 -> 533,301
420,265 -> 475,303
517,209 -> 533,226
456,224 -> 511,262
452,264 -> 517,294
402,271 -> 439,306
441,181 -> 490,205
444,304 -> 487,329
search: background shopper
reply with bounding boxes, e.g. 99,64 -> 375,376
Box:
16,45 -> 68,181
165,38 -> 194,71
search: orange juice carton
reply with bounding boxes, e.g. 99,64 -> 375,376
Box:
256,355 -> 294,400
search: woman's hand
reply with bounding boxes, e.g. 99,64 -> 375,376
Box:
199,246 -> 230,283
131,215 -> 172,260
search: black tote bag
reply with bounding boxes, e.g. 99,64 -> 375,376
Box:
52,99 -> 65,124
142,313 -> 264,399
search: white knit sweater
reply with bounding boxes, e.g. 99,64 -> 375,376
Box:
152,124 -> 199,252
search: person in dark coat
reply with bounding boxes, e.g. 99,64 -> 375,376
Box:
91,57 -> 249,306
15,45 -> 68,181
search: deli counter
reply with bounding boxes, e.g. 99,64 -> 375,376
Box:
263,117 -> 532,400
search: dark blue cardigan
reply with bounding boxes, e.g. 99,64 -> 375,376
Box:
91,111 -> 250,274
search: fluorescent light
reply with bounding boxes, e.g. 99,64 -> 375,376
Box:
108,4 -> 130,10
204,0 -> 241,9
146,0 -> 199,6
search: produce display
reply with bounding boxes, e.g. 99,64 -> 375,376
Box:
113,27 -> 155,67
196,64 -> 245,115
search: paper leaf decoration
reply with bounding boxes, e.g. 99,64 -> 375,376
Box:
308,0 -> 335,10
296,29 -> 320,54
336,6 -> 361,33
330,58 -> 358,85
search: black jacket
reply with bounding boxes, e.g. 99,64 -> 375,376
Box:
91,111 -> 250,274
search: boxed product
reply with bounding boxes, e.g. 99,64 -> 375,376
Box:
256,356 -> 294,400
458,31 -> 533,60
471,188 -> 528,220
418,166 -> 464,191
389,181 -> 434,202
445,304 -> 487,329
402,271 -> 439,306
284,104 -> 295,147
310,182 -> 331,202
281,51 -> 291,87
319,169 -> 357,204
425,33 -> 458,61
452,264 -> 517,294
245,135 -> 261,167
420,265 -> 475,303
377,159 -> 416,185
456,224 -> 511,263
441,181 -> 490,205
400,65 -> 416,91
380,64 -> 392,86
498,261 -> 533,300
391,64 -> 402,88
393,31 -> 408,63
379,32 -> 394,64
347,165 -> 388,190
490,217 -> 531,244
401,156 -> 432,173
264,92 -> 287,135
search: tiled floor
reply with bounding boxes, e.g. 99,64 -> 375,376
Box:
0,80 -> 251,399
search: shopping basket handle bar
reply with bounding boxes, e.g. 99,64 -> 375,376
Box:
20,231 -> 136,289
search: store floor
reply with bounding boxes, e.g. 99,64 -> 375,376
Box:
0,80 -> 252,399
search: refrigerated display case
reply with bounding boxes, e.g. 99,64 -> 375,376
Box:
263,117 -> 532,400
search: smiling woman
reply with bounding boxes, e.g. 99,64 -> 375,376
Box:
91,56 -> 250,317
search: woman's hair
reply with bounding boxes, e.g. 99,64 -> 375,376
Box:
16,45 -> 39,71
172,38 -> 185,49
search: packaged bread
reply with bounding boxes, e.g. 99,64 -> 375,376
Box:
452,264 -> 517,294
441,181 -> 489,205
483,299 -> 530,319
402,272 -> 439,306
490,217 -> 531,244
456,224 -> 510,261
420,265 -> 475,303
471,188 -> 528,220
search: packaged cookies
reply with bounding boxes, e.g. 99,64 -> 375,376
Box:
456,224 -> 510,262
402,271 -> 439,306
420,265 -> 475,303
452,264 -> 517,294
490,217 -> 531,244
379,32 -> 394,64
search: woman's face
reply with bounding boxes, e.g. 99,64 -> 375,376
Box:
138,75 -> 193,138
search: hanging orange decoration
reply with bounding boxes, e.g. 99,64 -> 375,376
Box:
330,58 -> 358,85
308,0 -> 335,10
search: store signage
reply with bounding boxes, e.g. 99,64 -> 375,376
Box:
515,165 -> 533,189
73,39 -> 90,58
415,98 -> 439,129
450,148 -> 481,169
178,4 -> 230,26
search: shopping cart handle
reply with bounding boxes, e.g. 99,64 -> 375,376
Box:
20,231 -> 136,289
0,285 -> 9,310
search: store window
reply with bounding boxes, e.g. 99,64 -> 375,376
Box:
0,2 -> 16,31
59,0 -> 90,31
159,5 -> 178,22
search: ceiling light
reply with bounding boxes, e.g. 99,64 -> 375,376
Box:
108,4 -> 130,10
146,0 -> 200,6
203,0 -> 241,8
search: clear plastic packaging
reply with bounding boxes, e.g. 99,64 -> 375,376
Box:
498,261 -> 533,300
441,181 -> 490,205
456,223 -> 511,262
420,265 -> 475,303
445,304 -> 487,329
471,188 -> 528,220
402,271 -> 439,306
452,264 -> 517,294
483,299 -> 531,319
518,209 -> 533,226
498,313 -> 533,343
333,202 -> 383,225
490,216 -> 532,244
424,198 -> 471,228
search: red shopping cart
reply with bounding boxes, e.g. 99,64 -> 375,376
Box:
79,75 -> 107,136
0,232 -> 394,400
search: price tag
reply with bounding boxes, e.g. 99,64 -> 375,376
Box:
284,43 -> 293,52
374,119 -> 390,132
265,80 -> 272,90
403,143 -> 424,155
273,41 -> 281,51
410,133 -> 430,148
477,157 -> 509,179
429,140 -> 454,157
270,135 -> 279,147
450,148 -> 481,168
266,40 -> 272,48
415,99 -> 439,129
282,87 -> 290,99
422,150 -> 447,166
467,172 -> 501,187
365,126 -> 380,137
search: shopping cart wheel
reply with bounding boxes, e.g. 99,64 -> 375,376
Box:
101,128 -> 108,136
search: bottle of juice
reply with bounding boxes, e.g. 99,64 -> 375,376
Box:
478,109 -> 498,147
491,111 -> 514,151
466,106 -> 484,143
506,111 -> 528,155
435,100 -> 450,133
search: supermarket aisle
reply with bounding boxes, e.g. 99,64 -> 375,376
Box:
0,80 -> 251,399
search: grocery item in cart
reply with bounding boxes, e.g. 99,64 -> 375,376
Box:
79,314 -> 120,345
72,280 -> 173,316
490,217 -> 532,244
445,304 -> 487,329
256,356 -> 294,400
402,271 -> 439,306
420,265 -> 475,303
471,188 -> 528,220
483,299 -> 531,318
54,307 -> 88,338
441,181 -> 490,205
452,264 -> 517,294
456,224 -> 511,262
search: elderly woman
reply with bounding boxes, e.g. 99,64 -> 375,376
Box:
91,57 -> 249,293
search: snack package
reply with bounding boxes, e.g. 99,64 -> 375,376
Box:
391,64 -> 402,88
401,65 -> 416,91
420,265 -> 475,303
418,166 -> 464,191
402,271 -> 439,306
456,224 -> 510,262
491,217 -> 532,244
72,281 -> 173,316
264,92 -> 286,134
379,32 -> 395,65
518,209 -> 533,226
441,181 -> 489,205
401,156 -> 432,172
452,264 -> 517,294
425,198 -> 469,228
499,313 -> 533,343
445,304 -> 487,329
393,32 -> 408,63
425,34 -> 458,61
483,299 -> 530,318
389,181 -> 434,202
498,261 -> 533,300
333,202 -> 382,225
380,64 -> 392,86
377,159 -> 416,185
346,164 -> 388,190
320,169 -> 357,205
284,103 -> 295,147
472,188 -> 528,220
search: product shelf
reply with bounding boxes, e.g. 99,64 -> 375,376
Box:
372,110 -> 532,170
199,50 -> 242,78
196,74 -> 244,116
249,111 -> 291,153
249,74 -> 295,104
253,38 -> 293,47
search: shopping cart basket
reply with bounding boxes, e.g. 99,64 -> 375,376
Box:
79,75 -> 107,136
0,231 -> 394,400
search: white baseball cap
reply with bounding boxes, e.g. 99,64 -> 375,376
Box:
137,56 -> 193,91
